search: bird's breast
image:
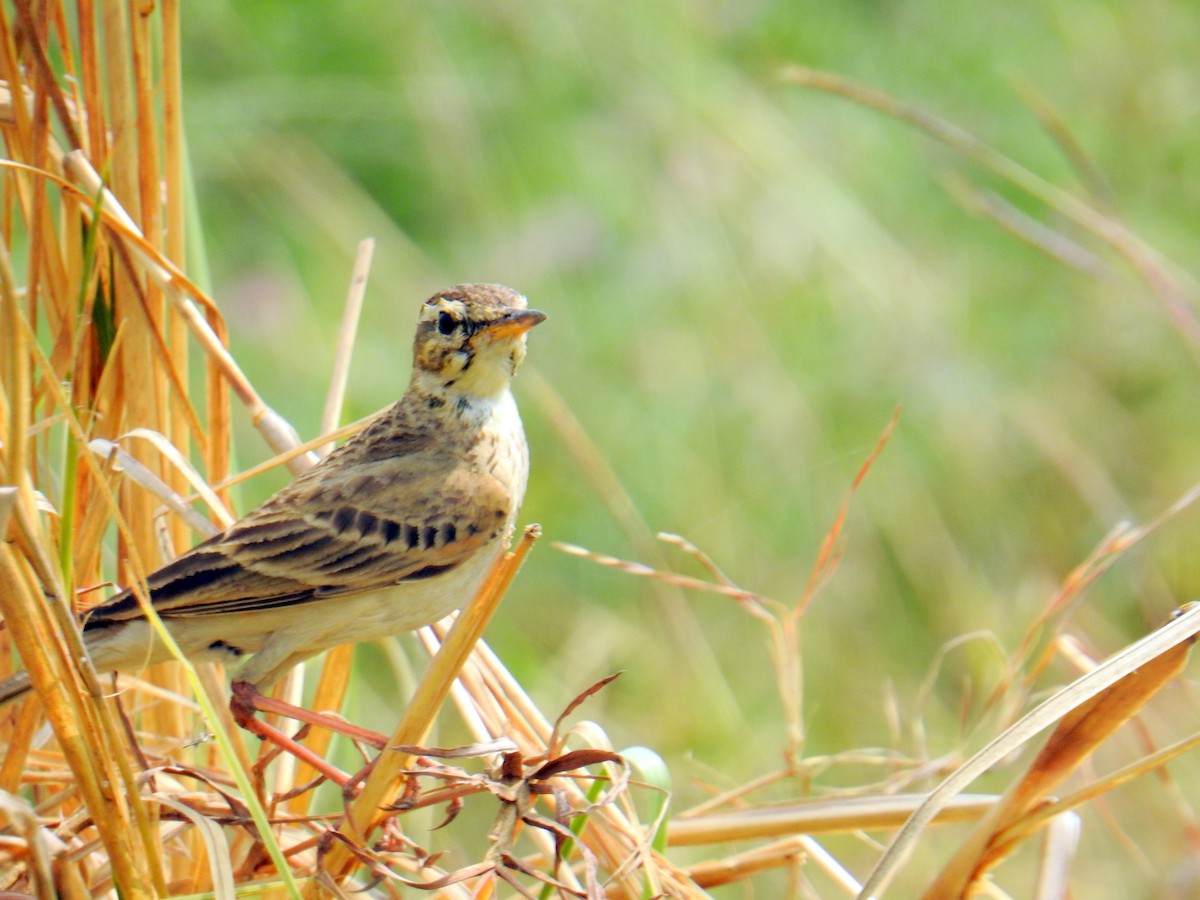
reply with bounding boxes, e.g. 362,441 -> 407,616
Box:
466,389 -> 529,505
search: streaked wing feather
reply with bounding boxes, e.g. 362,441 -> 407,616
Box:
87,460 -> 510,625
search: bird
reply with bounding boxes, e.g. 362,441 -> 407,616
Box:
0,283 -> 545,707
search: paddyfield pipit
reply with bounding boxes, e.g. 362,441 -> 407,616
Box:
0,283 -> 544,705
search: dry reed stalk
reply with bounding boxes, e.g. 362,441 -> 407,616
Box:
668,794 -> 996,847
922,633 -> 1196,898
426,630 -> 691,898
307,527 -> 542,892
0,2 -> 294,894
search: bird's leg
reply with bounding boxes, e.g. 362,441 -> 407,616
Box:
229,680 -> 389,788
232,681 -> 390,748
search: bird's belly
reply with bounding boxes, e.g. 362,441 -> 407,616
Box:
302,544 -> 502,649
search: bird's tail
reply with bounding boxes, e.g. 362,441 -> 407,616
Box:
0,671 -> 33,706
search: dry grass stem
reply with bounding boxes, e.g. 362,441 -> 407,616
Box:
669,793 -> 996,846
780,65 -> 1200,354
319,237 -> 375,456
312,529 -> 540,879
921,633 -> 1195,897
861,603 -> 1200,898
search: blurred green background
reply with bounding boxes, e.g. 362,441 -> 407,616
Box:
179,2 -> 1200,894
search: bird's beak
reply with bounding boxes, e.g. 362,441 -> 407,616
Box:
486,308 -> 547,339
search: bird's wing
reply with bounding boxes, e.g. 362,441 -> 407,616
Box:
86,457 -> 511,624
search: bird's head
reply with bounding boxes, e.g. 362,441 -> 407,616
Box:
412,284 -> 546,400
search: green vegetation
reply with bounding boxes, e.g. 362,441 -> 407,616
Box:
15,1 -> 1197,894
190,10 -> 1199,698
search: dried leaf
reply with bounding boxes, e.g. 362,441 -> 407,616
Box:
390,737 -> 517,759
532,749 -> 624,781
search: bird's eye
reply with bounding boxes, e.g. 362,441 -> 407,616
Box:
437,311 -> 458,335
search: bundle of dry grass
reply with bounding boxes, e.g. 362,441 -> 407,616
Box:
3,3 -> 1200,898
